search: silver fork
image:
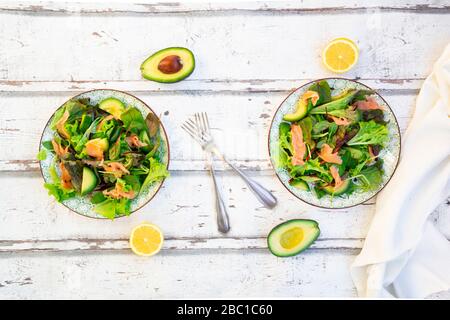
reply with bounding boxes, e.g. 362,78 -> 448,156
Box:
182,112 -> 278,210
182,115 -> 230,233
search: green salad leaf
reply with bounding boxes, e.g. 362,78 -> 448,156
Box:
276,80 -> 390,199
347,120 -> 389,146
38,97 -> 168,219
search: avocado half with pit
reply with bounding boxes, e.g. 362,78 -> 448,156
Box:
140,47 -> 195,83
267,219 -> 320,257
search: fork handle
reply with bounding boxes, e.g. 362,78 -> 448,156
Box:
209,163 -> 231,233
224,158 -> 278,209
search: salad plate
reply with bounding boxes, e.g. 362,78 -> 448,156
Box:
39,89 -> 170,219
268,78 -> 401,209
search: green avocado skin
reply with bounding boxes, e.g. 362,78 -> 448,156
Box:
140,47 -> 195,83
322,179 -> 351,196
267,219 -> 320,257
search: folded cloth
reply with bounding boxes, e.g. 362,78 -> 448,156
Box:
351,43 -> 450,298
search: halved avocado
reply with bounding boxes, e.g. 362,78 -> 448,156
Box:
81,167 -> 98,196
99,98 -> 125,119
283,99 -> 309,122
322,179 -> 351,196
140,47 -> 195,83
268,219 -> 320,257
289,178 -> 309,191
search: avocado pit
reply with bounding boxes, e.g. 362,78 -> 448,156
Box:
158,55 -> 183,74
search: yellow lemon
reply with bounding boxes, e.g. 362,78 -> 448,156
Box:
322,38 -> 359,73
129,223 -> 163,257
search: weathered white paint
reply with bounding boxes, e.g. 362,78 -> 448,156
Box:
0,250 -> 359,299
0,78 -> 424,93
0,10 -> 448,82
0,0 -> 448,14
0,1 -> 449,299
0,238 -> 365,252
0,92 -> 418,171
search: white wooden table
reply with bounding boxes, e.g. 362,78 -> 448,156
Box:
0,0 -> 449,299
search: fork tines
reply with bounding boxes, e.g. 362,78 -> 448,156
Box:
181,112 -> 212,145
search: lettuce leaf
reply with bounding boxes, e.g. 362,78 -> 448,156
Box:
37,149 -> 47,161
141,158 -> 169,192
347,120 -> 388,146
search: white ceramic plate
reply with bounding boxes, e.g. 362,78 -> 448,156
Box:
268,78 -> 401,209
39,89 -> 170,218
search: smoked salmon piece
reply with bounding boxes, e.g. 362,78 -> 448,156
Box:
126,134 -> 147,148
51,139 -> 70,157
103,182 -> 135,199
354,96 -> 384,111
301,90 -> 320,106
330,166 -> 343,188
59,162 -> 73,190
102,162 -> 130,178
329,115 -> 351,126
319,143 -> 342,164
291,124 -> 306,166
56,110 -> 70,139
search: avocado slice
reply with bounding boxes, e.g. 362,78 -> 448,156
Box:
99,98 -> 125,119
81,167 -> 98,196
310,90 -> 358,115
322,179 -> 351,196
289,178 -> 309,191
283,99 -> 311,122
141,47 -> 195,83
268,219 -> 320,257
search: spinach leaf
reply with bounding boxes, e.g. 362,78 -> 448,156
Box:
308,80 -> 332,105
121,107 -> 146,133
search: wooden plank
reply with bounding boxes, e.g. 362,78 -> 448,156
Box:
1,250 -> 449,299
0,250 -> 360,299
0,78 -> 424,93
0,172 -> 448,244
0,238 -> 364,252
0,1 -> 448,14
0,12 -> 448,82
0,92 -> 416,172
0,172 -> 378,241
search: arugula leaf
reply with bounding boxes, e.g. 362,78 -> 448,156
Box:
312,120 -> 331,134
327,122 -> 338,144
141,158 -> 169,192
347,120 -> 389,146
